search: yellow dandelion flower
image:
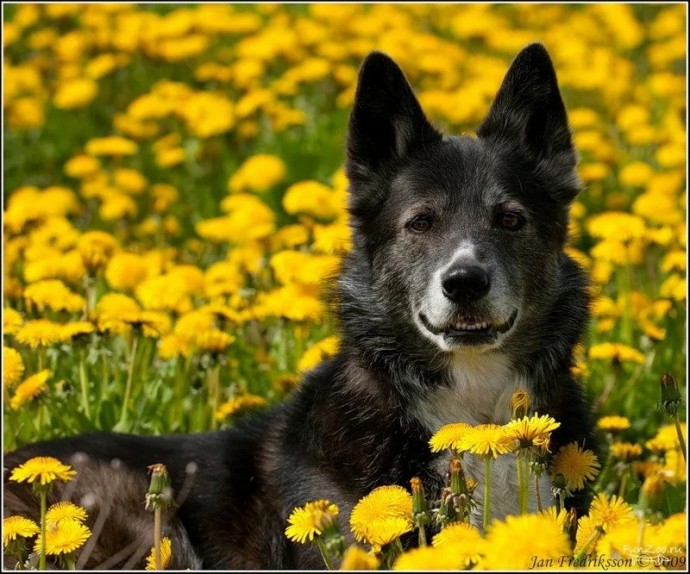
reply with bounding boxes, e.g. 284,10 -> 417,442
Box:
54,76 -> 98,109
46,501 -> 88,527
356,516 -> 411,549
589,343 -> 645,365
34,518 -> 91,556
100,193 -> 138,220
597,415 -> 631,432
15,320 -> 66,348
4,307 -> 24,335
339,545 -> 379,570
3,515 -> 40,546
3,346 -> 25,387
652,513 -> 686,554
285,500 -> 339,544
135,312 -> 172,339
270,224 -> 310,250
393,545 -> 469,570
60,321 -> 96,340
646,423 -> 686,452
24,280 -> 85,314
77,231 -> 118,271
283,180 -> 341,220
587,212 -> 647,241
195,329 -> 235,353
95,293 -> 141,334
574,514 -> 601,555
229,154 -> 286,194
458,424 -> 518,459
64,154 -> 100,179
10,456 -> 76,486
662,448 -> 686,485
113,168 -> 148,195
158,334 -> 193,360
539,506 -> 569,530
510,388 -> 531,418
135,274 -> 195,314
598,519 -> 642,559
215,395 -> 268,421
85,135 -> 137,157
633,461 -> 665,481
589,493 -> 635,531
481,514 -> 571,569
297,336 -> 340,373
504,414 -> 561,449
551,442 -> 601,491
105,252 -> 151,291
350,485 -> 412,546
145,536 -> 172,570
610,442 -> 643,462
431,522 -> 482,567
429,423 -> 472,453
10,370 -> 51,410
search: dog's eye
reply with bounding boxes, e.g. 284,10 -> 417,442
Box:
408,215 -> 432,233
500,213 -> 525,231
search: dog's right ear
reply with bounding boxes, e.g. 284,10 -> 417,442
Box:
477,43 -> 580,204
346,52 -> 441,187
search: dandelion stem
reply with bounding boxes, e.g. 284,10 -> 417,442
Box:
484,457 -> 492,531
637,516 -> 646,549
574,525 -> 604,564
418,524 -> 427,547
618,471 -> 628,499
315,538 -> 334,570
517,451 -> 525,513
558,490 -> 567,515
64,554 -> 76,570
119,335 -> 139,427
534,473 -> 543,512
154,506 -> 162,570
39,488 -> 47,570
79,349 -> 91,419
672,414 -> 686,462
393,537 -> 405,557
517,450 -> 530,513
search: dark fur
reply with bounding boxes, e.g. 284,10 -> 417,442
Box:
3,44 -> 598,569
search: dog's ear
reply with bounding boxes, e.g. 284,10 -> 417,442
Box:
346,52 -> 441,186
477,43 -> 580,203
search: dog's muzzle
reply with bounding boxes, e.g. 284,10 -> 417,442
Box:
419,309 -> 517,347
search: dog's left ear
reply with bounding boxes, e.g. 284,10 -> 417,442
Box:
477,43 -> 580,203
346,52 -> 442,187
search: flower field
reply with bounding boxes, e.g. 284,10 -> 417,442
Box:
2,3 -> 687,571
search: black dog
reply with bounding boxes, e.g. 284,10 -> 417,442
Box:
4,43 -> 597,569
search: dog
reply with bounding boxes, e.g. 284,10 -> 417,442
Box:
3,43 -> 597,569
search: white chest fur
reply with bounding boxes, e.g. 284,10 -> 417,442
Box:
413,351 -> 554,526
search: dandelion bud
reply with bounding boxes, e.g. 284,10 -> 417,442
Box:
438,487 -> 456,527
511,389 -> 531,419
410,477 -> 430,529
639,472 -> 666,513
658,373 -> 682,416
533,434 -> 551,455
564,507 -> 578,539
449,458 -> 467,495
321,522 -> 346,559
146,463 -> 173,511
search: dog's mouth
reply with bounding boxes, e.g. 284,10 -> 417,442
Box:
419,310 -> 518,347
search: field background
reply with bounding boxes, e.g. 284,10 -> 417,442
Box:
3,4 -> 686,454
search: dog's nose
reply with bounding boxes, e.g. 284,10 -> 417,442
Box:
441,266 -> 490,302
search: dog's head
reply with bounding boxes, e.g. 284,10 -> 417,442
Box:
345,44 -> 581,355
